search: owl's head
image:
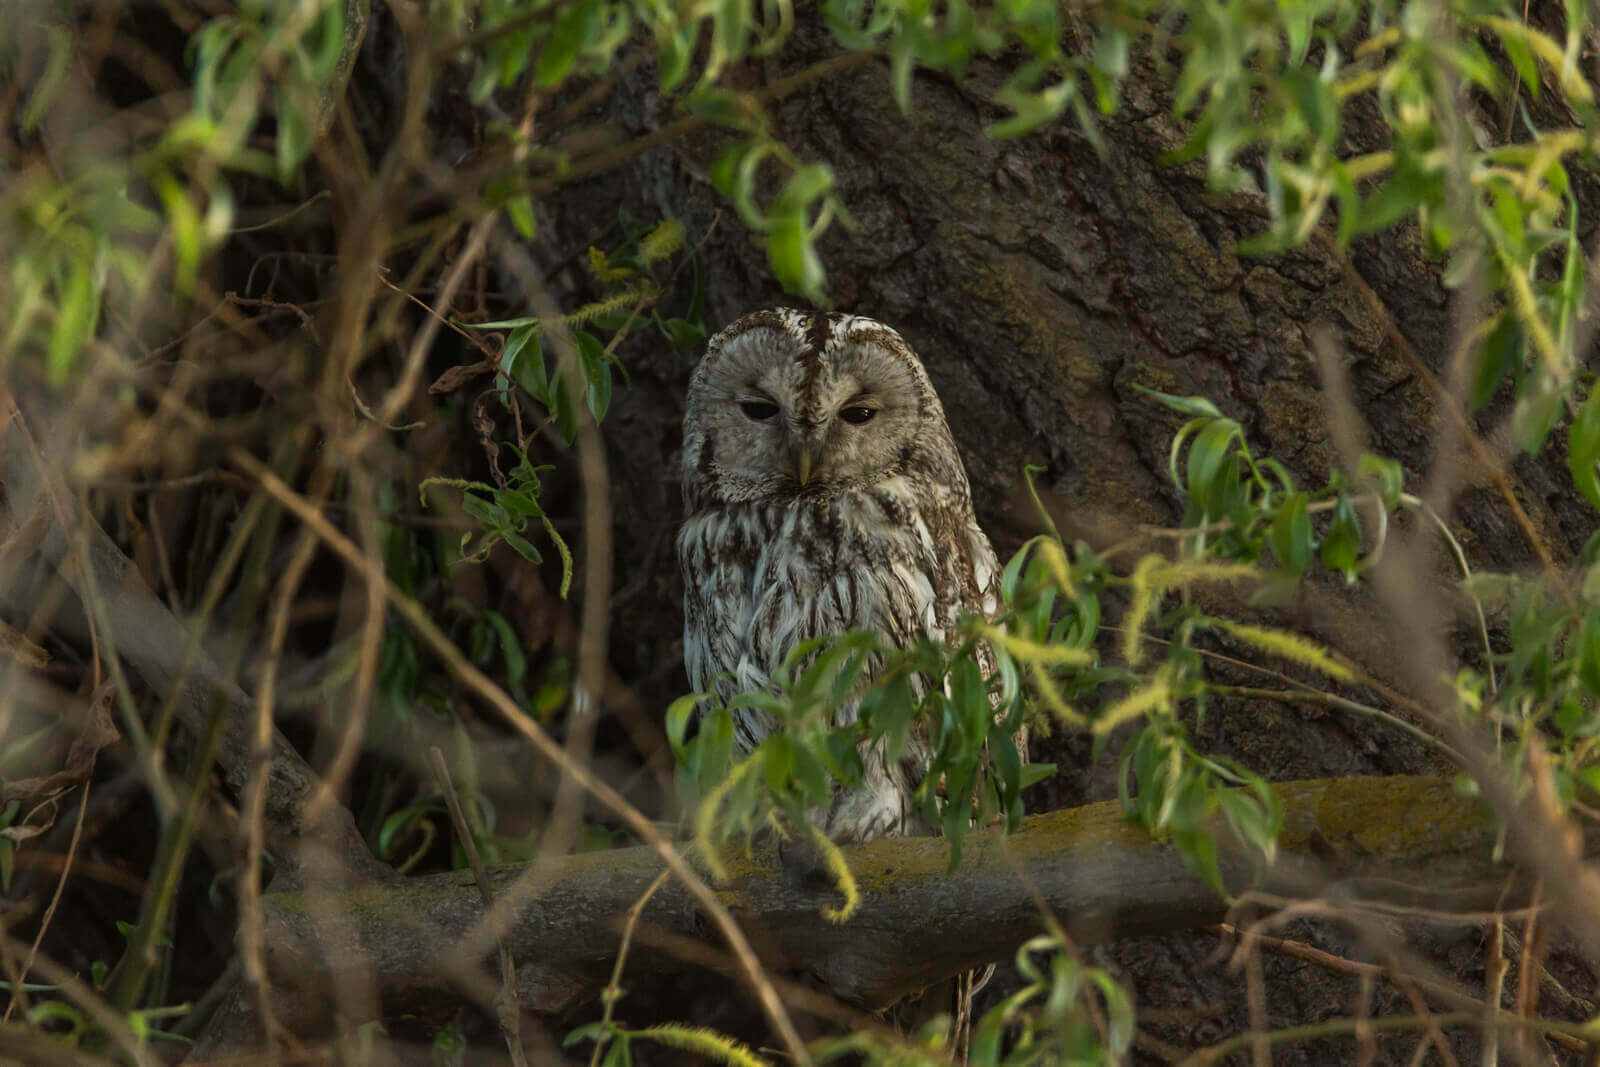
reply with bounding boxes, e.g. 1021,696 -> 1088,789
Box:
682,309 -> 954,507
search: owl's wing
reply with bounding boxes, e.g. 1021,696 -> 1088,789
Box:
680,514 -> 781,751
682,520 -> 755,696
963,519 -> 1002,621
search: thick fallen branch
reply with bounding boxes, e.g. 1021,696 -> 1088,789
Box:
261,775 -> 1531,1027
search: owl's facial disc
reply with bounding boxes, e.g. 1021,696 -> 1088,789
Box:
688,317 -> 929,502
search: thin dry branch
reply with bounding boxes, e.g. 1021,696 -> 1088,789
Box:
0,395 -> 385,881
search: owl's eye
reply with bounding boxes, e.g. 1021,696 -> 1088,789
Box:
740,401 -> 780,421
839,406 -> 877,425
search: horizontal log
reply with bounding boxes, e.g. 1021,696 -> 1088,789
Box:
261,775 -> 1519,1023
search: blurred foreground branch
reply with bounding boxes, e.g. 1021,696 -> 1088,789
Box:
0,395 -> 385,882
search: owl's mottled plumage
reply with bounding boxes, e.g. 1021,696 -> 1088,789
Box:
678,308 -> 1005,845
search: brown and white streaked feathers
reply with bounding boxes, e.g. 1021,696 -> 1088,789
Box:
678,309 -> 1004,845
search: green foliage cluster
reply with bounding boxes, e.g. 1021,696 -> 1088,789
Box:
571,929 -> 1134,1067
5,0 -> 352,384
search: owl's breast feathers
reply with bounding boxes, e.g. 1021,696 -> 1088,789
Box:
679,470 -> 997,717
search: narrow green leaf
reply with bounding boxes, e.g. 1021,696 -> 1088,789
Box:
274,86 -> 309,180
1185,418 -> 1243,514
659,25 -> 697,92
889,30 -> 915,113
1568,386 -> 1600,511
775,163 -> 834,215
503,325 -> 547,405
709,140 -> 746,197
502,530 -> 543,563
550,368 -> 579,444
537,0 -> 595,87
1469,313 -> 1521,412
1132,384 -> 1223,418
1576,611 -> 1600,693
1017,762 -> 1056,789
1268,493 -> 1311,575
1514,379 -> 1564,454
461,492 -> 503,527
665,694 -> 700,761
47,264 -> 97,387
1319,492 -> 1363,576
686,88 -> 763,131
505,193 -> 536,240
766,213 -> 824,299
1358,453 -> 1404,510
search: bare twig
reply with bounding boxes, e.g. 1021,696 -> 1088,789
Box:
0,938 -> 160,1067
589,869 -> 671,1067
2,768 -> 92,1024
428,747 -> 530,1067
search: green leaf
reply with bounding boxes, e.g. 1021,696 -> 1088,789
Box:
1132,384 -> 1223,418
1514,378 -> 1564,454
574,331 -> 613,421
537,0 -> 596,87
1568,386 -> 1600,512
550,369 -> 579,445
500,488 -> 544,518
1268,493 -> 1311,575
686,88 -> 763,131
1469,312 -> 1521,412
889,29 -> 915,113
766,212 -> 824,299
659,316 -> 706,352
156,172 -> 204,295
989,81 -> 1072,138
1185,418 -> 1243,514
1283,67 -> 1337,148
1356,176 -> 1425,236
274,85 -> 309,181
665,693 -> 700,761
482,610 -> 528,686
20,27 -> 72,133
1502,34 -> 1540,98
1358,453 -> 1404,510
1017,762 -> 1056,789
708,140 -> 747,198
775,163 -> 834,215
505,193 -> 536,240
565,1022 -> 610,1048
867,672 -> 915,764
1283,7 -> 1313,66
502,325 -> 547,405
461,492 -> 504,527
502,529 -> 543,563
659,25 -> 697,92
1577,610 -> 1600,694
47,263 -> 98,387
762,733 -> 794,793
1319,492 -> 1363,576
1094,26 -> 1129,79
602,1036 -> 631,1067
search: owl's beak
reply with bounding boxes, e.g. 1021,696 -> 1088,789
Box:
797,446 -> 813,486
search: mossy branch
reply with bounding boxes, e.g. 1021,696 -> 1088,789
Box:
257,776 -> 1561,1032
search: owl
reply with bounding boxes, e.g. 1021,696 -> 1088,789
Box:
677,308 -> 1011,845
